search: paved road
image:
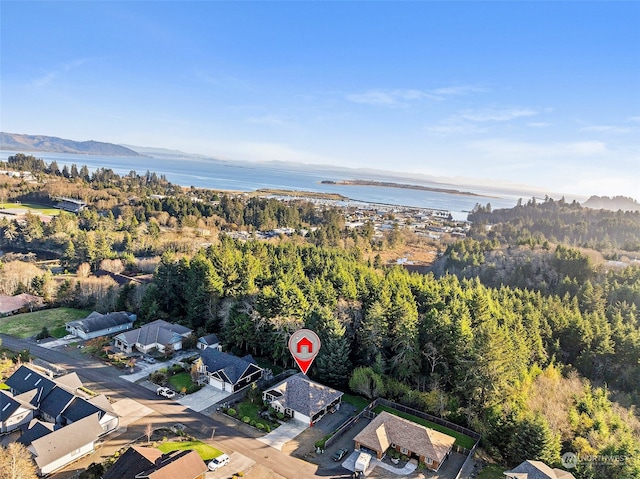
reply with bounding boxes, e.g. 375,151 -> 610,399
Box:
0,334 -> 320,478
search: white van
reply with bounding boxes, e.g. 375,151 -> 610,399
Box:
354,452 -> 371,473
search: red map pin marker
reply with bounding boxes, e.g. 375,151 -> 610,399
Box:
288,329 -> 321,375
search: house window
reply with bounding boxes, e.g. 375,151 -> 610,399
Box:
390,443 -> 396,448
425,457 -> 433,465
400,447 -> 408,455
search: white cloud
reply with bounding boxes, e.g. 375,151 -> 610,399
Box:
424,123 -> 486,135
29,59 -> 89,88
345,84 -> 482,107
528,122 -> 553,128
629,116 -> 640,122
346,89 -> 438,107
580,125 -> 632,133
470,138 -> 608,160
246,115 -> 288,126
458,108 -> 538,122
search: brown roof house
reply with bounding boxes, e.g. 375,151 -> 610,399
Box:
353,411 -> 455,471
104,446 -> 207,479
263,373 -> 343,426
0,293 -> 43,316
504,460 -> 576,479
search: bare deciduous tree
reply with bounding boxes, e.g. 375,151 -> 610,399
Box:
145,422 -> 153,443
77,262 -> 91,278
0,443 -> 38,479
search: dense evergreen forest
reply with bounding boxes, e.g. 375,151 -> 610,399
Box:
1,154 -> 639,478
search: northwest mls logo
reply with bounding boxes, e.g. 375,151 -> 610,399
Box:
561,452 -> 578,469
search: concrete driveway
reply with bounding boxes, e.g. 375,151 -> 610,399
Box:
257,419 -> 308,450
177,385 -> 231,412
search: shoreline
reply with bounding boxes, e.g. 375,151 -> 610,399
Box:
321,179 -> 499,198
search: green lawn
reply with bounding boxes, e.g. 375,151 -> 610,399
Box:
477,464 -> 506,479
168,372 -> 195,392
0,308 -> 90,339
1,202 -> 60,215
235,400 -> 279,430
0,383 -> 9,390
157,440 -> 222,462
342,393 -> 370,412
372,405 -> 476,449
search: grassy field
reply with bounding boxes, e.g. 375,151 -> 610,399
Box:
0,308 -> 90,339
372,405 -> 476,449
157,440 -> 222,461
1,202 -> 60,215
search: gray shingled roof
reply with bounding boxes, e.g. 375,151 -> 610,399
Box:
200,348 -> 259,384
103,446 -> 162,479
115,319 -> 191,347
505,460 -> 576,479
198,333 -> 219,346
17,420 -> 55,446
266,373 -> 343,417
30,413 -> 103,470
66,311 -> 135,334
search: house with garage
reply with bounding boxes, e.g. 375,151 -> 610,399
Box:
197,333 -> 220,350
504,460 -> 576,479
353,411 -> 455,471
198,348 -> 263,392
113,319 -> 192,354
23,413 -> 104,475
4,365 -> 120,473
262,373 -> 343,426
65,311 -> 136,340
0,390 -> 36,433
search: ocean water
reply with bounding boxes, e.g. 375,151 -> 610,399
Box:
1,150 -> 522,214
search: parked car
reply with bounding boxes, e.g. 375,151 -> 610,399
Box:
144,356 -> 156,364
333,448 -> 349,462
207,453 -> 230,471
156,387 -> 175,399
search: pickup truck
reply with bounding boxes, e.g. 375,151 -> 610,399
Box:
156,386 -> 176,398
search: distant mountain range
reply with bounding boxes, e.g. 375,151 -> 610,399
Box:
0,132 -> 142,157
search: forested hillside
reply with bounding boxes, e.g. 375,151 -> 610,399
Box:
1,155 -> 639,478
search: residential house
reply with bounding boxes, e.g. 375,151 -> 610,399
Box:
4,364 -> 120,471
114,319 -> 192,354
104,447 -> 207,479
197,333 -> 220,350
65,311 -> 136,340
504,460 -> 576,479
352,411 -> 455,471
263,373 -> 343,426
0,390 -> 35,433
24,413 -> 104,475
0,293 -> 43,316
198,348 -> 263,392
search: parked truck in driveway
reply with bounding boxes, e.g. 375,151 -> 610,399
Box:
354,451 -> 371,475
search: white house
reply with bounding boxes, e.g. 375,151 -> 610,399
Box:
114,319 -> 192,354
66,311 -> 136,340
262,373 -> 343,426
0,390 -> 35,433
25,413 -> 104,475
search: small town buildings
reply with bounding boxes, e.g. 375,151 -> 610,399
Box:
114,319 -> 192,354
0,390 -> 35,433
0,293 -> 43,316
262,373 -> 343,426
198,348 -> 263,392
352,411 -> 455,471
197,333 -> 220,350
104,446 -> 207,479
65,311 -> 137,340
504,460 -> 576,479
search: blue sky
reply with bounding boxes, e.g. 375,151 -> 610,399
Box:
1,1 -> 639,199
